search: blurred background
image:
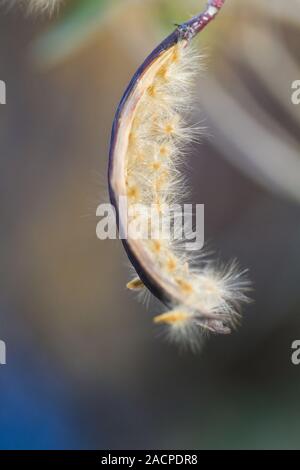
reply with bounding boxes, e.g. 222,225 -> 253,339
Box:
0,0 -> 300,450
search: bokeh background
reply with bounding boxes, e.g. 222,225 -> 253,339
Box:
1,0 -> 300,450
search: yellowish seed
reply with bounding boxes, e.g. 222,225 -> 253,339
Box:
147,85 -> 157,98
166,256 -> 177,272
128,131 -> 137,147
154,311 -> 189,325
159,145 -> 170,158
164,123 -> 175,135
151,240 -> 162,253
156,65 -> 169,81
127,185 -> 139,201
151,161 -> 161,172
175,278 -> 193,294
127,277 -> 144,291
170,47 -> 180,64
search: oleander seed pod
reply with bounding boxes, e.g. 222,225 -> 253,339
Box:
108,0 -> 250,350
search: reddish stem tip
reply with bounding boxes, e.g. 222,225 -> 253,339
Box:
211,0 -> 225,9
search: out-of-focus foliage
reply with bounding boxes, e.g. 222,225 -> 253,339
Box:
199,0 -> 300,204
33,0 -> 205,65
34,0 -> 300,203
33,0 -> 122,65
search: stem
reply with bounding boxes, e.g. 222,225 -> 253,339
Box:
179,0 -> 226,41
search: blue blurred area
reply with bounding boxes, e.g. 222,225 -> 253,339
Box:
0,310 -> 82,450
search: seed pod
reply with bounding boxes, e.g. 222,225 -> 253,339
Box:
108,0 -> 250,349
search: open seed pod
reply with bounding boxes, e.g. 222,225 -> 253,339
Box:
108,0 -> 250,349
